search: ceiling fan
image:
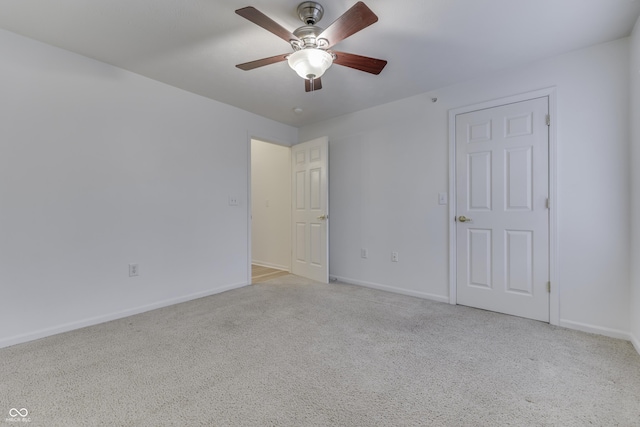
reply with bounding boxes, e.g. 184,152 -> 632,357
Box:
235,1 -> 387,92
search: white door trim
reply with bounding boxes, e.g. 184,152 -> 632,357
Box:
448,88 -> 558,325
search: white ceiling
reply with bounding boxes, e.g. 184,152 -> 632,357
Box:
1,0 -> 639,127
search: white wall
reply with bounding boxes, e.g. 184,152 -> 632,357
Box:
300,38 -> 632,339
630,17 -> 640,353
251,140 -> 291,271
0,29 -> 297,348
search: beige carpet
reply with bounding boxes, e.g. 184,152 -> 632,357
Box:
1,275 -> 639,426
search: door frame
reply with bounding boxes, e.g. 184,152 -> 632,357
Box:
447,88 -> 559,325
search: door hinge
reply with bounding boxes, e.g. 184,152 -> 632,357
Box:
547,281 -> 551,293
546,198 -> 550,209
545,114 -> 550,126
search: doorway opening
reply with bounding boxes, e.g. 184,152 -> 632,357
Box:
250,139 -> 292,284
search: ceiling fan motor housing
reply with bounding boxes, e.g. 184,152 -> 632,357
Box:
292,25 -> 327,49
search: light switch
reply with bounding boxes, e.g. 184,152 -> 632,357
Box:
438,192 -> 448,205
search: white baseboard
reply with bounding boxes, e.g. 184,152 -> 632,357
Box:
631,332 -> 640,356
331,275 -> 450,304
0,281 -> 249,350
251,260 -> 290,272
559,319 -> 631,341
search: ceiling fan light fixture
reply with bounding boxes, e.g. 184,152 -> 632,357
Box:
235,2 -> 386,91
287,48 -> 333,80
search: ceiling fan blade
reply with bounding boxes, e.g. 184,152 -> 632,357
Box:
236,53 -> 289,71
305,77 -> 323,92
236,6 -> 300,44
332,51 -> 387,75
317,2 -> 378,48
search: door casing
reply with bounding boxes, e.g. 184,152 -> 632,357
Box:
448,88 -> 559,325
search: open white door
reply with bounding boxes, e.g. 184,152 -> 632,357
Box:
291,137 -> 329,283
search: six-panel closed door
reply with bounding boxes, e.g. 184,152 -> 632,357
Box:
456,97 -> 550,322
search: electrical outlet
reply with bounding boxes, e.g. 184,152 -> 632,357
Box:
129,263 -> 139,277
228,195 -> 239,206
361,248 -> 368,259
391,252 -> 399,262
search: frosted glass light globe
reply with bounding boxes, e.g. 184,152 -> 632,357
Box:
288,49 -> 333,80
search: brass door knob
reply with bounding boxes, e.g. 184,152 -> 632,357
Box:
317,215 -> 327,220
457,215 -> 472,223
